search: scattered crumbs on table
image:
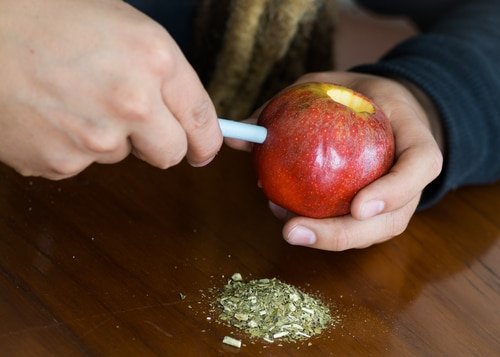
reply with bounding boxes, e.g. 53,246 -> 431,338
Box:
222,335 -> 242,348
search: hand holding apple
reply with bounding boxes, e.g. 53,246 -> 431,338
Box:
253,82 -> 395,218
226,71 -> 443,251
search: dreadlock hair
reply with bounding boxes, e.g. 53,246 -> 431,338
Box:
191,0 -> 337,119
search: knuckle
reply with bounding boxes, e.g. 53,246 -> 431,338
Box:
152,44 -> 176,76
46,172 -> 72,181
161,148 -> 186,169
199,149 -> 220,166
191,138 -> 223,165
139,26 -> 176,76
46,157 -> 87,177
110,87 -> 152,121
17,166 -> 35,178
388,211 -> 411,237
184,99 -> 215,132
80,129 -> 122,154
156,143 -> 187,170
331,227 -> 354,251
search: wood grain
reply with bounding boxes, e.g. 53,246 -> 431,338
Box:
0,147 -> 499,356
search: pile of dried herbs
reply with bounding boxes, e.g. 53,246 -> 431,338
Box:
216,273 -> 332,343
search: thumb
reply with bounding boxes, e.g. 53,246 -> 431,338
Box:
351,141 -> 442,220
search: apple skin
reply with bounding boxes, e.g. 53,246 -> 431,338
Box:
253,82 -> 395,218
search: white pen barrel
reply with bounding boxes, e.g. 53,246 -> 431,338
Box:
218,118 -> 267,144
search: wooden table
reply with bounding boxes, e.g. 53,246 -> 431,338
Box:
0,147 -> 498,356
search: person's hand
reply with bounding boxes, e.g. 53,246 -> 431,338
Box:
228,72 -> 444,250
0,0 -> 222,180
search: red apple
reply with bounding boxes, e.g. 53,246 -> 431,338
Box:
253,82 -> 394,218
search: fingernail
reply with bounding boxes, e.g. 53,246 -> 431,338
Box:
360,200 -> 385,219
189,156 -> 216,167
286,226 -> 316,246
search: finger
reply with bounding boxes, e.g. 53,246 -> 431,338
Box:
351,114 -> 442,220
294,71 -> 357,87
282,196 -> 419,251
42,148 -> 95,180
129,100 -> 188,169
161,51 -> 222,167
351,142 -> 442,220
27,127 -> 96,179
67,120 -> 132,165
224,138 -> 253,152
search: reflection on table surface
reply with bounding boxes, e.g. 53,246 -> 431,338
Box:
0,147 -> 499,356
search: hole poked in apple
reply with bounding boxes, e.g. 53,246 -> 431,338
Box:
326,87 -> 375,114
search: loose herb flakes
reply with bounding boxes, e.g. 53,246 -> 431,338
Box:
222,335 -> 242,348
216,274 -> 333,343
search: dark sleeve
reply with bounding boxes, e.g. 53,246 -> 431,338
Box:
125,0 -> 197,54
351,0 -> 500,209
